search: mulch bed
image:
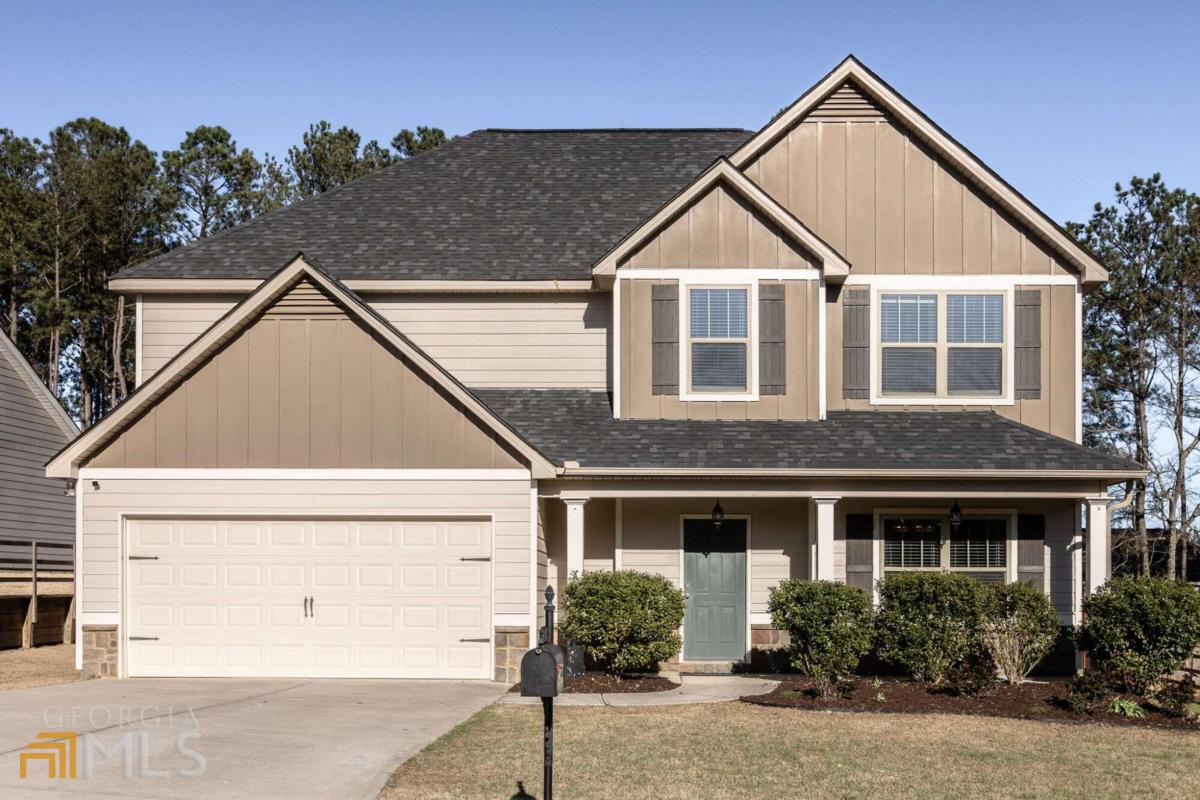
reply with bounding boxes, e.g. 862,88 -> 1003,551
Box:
509,671 -> 679,694
742,677 -> 1199,731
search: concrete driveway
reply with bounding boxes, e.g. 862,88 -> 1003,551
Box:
0,678 -> 504,800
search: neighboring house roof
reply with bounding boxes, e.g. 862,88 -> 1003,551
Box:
591,158 -> 851,278
47,255 -> 557,479
113,129 -> 751,283
0,330 -> 78,548
474,389 -> 1145,478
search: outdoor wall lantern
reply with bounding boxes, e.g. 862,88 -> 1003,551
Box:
949,500 -> 963,532
711,500 -> 725,531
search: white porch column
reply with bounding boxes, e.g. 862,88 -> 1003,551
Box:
813,497 -> 839,581
1085,496 -> 1110,595
565,498 -> 588,581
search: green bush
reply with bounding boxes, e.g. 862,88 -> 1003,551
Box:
768,580 -> 875,697
1066,669 -> 1112,715
874,572 -> 985,684
1078,576 -> 1200,695
946,651 -> 998,697
980,581 -> 1061,685
559,570 -> 686,675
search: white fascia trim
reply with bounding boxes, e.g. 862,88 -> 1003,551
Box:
613,275 -> 622,418
678,277 -> 760,403
1075,284 -> 1083,444
81,612 -> 120,626
867,283 -> 1016,407
74,486 -> 83,669
78,468 -> 533,481
617,268 -> 820,282
843,274 -> 1080,288
559,467 -> 1146,480
494,613 -> 532,627
134,294 -> 143,387
818,273 -> 827,419
529,479 -> 539,644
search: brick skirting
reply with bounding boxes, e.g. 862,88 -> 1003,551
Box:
82,625 -> 118,679
494,626 -> 530,684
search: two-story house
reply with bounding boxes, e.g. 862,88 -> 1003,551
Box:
48,57 -> 1143,681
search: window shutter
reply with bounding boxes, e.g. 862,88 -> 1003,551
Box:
651,283 -> 679,395
1015,289 -> 1042,399
759,283 -> 786,395
843,289 -> 870,398
845,513 -> 874,593
1017,513 -> 1046,589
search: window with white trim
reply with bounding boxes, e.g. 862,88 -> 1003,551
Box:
688,287 -> 749,393
879,291 -> 1005,398
883,515 -> 1009,580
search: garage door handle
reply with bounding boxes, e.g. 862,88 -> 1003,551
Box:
459,638 -> 490,643
459,556 -> 491,562
303,596 -> 311,618
129,636 -> 159,641
128,555 -> 159,561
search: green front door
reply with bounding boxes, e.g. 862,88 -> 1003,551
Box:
682,519 -> 747,661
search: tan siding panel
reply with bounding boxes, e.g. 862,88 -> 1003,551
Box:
934,163 -> 963,274
904,140 -> 934,273
246,320 -> 280,467
846,122 -> 876,273
216,334 -> 249,468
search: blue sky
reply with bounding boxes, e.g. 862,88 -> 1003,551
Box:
2,1 -> 1197,226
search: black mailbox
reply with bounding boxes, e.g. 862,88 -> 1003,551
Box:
520,643 -> 563,697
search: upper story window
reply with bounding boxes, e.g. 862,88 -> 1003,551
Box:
879,292 -> 1005,399
688,287 -> 749,393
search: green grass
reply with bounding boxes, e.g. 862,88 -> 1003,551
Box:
381,702 -> 1199,800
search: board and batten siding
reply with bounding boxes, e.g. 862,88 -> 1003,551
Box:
826,283 -> 1077,439
76,477 -> 532,616
0,336 -> 76,553
742,82 -> 1076,278
620,183 -> 816,270
140,292 -> 611,389
96,283 -> 523,470
619,278 -> 820,420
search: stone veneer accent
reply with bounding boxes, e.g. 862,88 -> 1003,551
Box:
748,624 -> 790,671
494,626 -> 530,684
82,625 -> 118,679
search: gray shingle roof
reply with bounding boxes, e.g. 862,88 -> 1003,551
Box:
117,129 -> 752,282
474,389 -> 1143,474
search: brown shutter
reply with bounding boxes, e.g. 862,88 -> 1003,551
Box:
1015,289 -> 1041,399
1017,513 -> 1046,589
651,283 -> 679,396
759,283 -> 786,395
843,289 -> 870,399
845,513 -> 874,593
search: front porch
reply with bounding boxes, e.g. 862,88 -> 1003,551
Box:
537,479 -> 1114,670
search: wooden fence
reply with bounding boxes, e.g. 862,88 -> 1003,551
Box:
0,539 -> 75,649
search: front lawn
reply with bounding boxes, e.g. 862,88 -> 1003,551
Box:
382,702 -> 1198,800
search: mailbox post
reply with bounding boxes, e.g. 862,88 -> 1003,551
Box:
520,585 -> 563,800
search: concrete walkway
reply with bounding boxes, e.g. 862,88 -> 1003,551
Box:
497,674 -> 778,706
0,677 -> 504,800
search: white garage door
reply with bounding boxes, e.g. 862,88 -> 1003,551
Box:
125,517 -> 492,679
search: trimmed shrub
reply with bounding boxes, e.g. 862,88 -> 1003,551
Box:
1078,576 -> 1200,695
559,570 -> 686,675
980,581 -> 1061,685
946,651 -> 998,697
874,572 -> 985,684
768,580 -> 875,697
1066,669 -> 1112,715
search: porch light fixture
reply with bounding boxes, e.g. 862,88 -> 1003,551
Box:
711,500 -> 725,531
949,500 -> 963,532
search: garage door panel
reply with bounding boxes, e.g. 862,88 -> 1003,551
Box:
126,518 -> 492,679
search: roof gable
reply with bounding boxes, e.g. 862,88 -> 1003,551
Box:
731,56 -> 1106,284
47,255 -> 556,478
593,159 -> 850,277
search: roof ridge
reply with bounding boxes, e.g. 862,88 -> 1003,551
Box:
481,127 -> 754,133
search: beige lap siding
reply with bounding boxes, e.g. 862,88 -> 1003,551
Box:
617,498 -> 808,615
77,477 -> 532,616
140,292 -> 611,389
